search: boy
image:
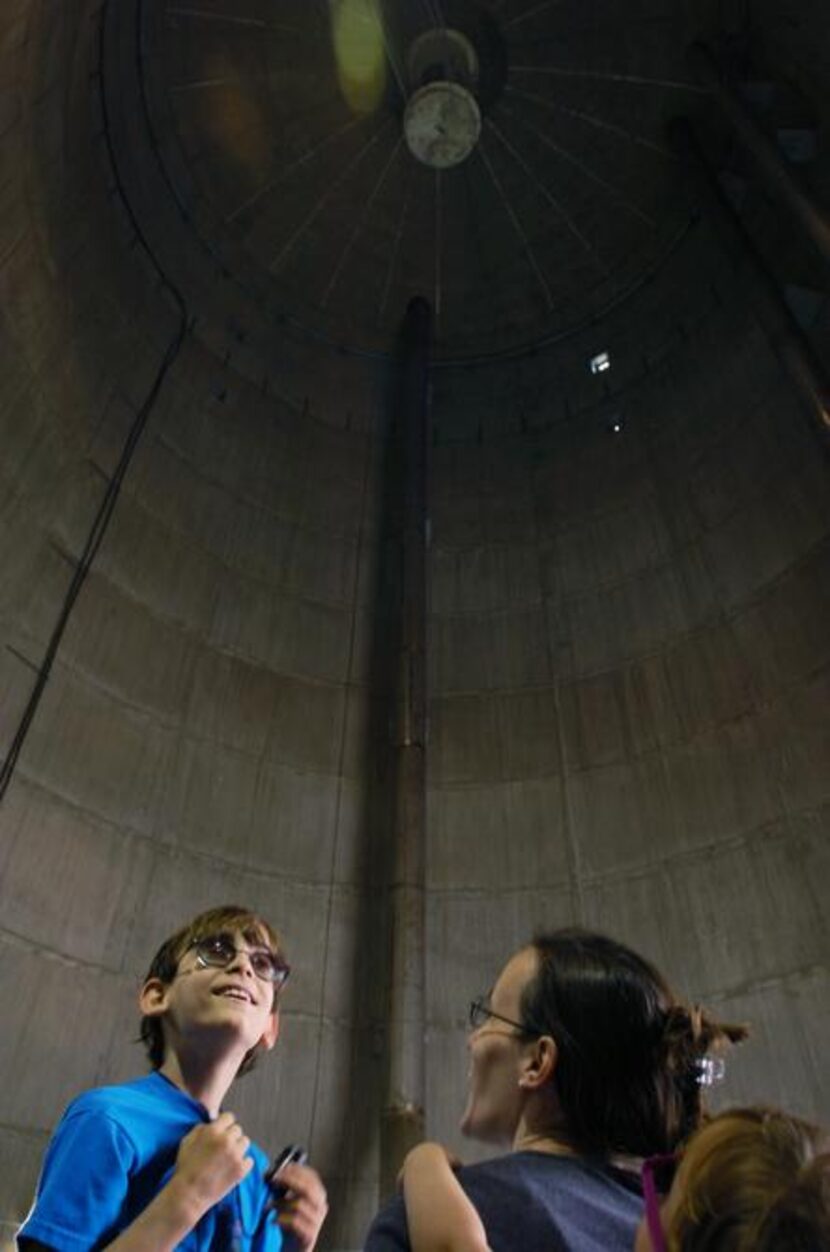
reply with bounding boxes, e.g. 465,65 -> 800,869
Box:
18,905 -> 328,1251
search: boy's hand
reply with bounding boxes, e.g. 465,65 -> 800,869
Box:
172,1113 -> 254,1219
270,1162 -> 328,1250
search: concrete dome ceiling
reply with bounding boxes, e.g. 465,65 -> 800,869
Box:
143,0 -> 707,358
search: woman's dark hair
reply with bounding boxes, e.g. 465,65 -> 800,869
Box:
519,929 -> 747,1157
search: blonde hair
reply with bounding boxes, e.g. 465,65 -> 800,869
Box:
667,1107 -> 830,1251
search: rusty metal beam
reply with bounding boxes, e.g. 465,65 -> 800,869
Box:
671,117 -> 830,444
688,43 -> 830,270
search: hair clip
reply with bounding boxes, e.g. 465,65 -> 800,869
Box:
695,1055 -> 726,1087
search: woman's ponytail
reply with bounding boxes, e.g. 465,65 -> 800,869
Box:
661,1003 -> 749,1146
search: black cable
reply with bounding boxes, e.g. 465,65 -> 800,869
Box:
0,0 -> 188,803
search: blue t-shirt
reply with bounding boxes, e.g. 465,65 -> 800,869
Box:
363,1150 -> 643,1252
18,1072 -> 283,1252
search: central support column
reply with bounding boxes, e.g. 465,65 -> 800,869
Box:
380,297 -> 431,1197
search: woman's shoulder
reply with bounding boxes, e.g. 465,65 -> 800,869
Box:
458,1151 -> 613,1183
456,1152 -> 643,1241
455,1150 -> 593,1200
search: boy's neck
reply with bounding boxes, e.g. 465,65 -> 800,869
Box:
159,1046 -> 244,1118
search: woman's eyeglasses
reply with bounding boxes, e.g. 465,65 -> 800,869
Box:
641,1153 -> 679,1252
189,933 -> 290,989
468,997 -> 536,1035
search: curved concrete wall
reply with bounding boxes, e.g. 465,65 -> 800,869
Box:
0,5 -> 395,1245
427,265 -> 830,1155
1,1 -> 828,1249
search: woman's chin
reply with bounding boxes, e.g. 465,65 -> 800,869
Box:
460,1096 -> 490,1141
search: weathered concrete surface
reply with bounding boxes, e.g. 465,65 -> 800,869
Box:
0,1 -> 828,1249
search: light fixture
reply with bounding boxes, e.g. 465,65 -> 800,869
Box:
404,27 -> 482,169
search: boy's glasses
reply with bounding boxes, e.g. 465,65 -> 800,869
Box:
190,933 -> 291,989
641,1153 -> 678,1252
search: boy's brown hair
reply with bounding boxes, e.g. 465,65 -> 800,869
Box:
139,904 -> 285,1076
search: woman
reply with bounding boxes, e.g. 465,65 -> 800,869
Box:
637,1107 -> 830,1251
364,928 -> 746,1252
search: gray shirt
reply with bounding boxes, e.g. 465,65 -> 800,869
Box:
363,1150 -> 643,1252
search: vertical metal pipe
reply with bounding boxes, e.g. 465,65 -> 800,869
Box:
670,117 -> 830,442
380,296 -> 431,1198
687,43 -> 830,269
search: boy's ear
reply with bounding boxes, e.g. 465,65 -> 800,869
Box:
258,1009 -> 280,1053
519,1035 -> 558,1091
139,977 -> 171,1019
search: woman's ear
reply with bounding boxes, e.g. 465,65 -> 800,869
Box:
519,1035 -> 558,1090
139,977 -> 170,1019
